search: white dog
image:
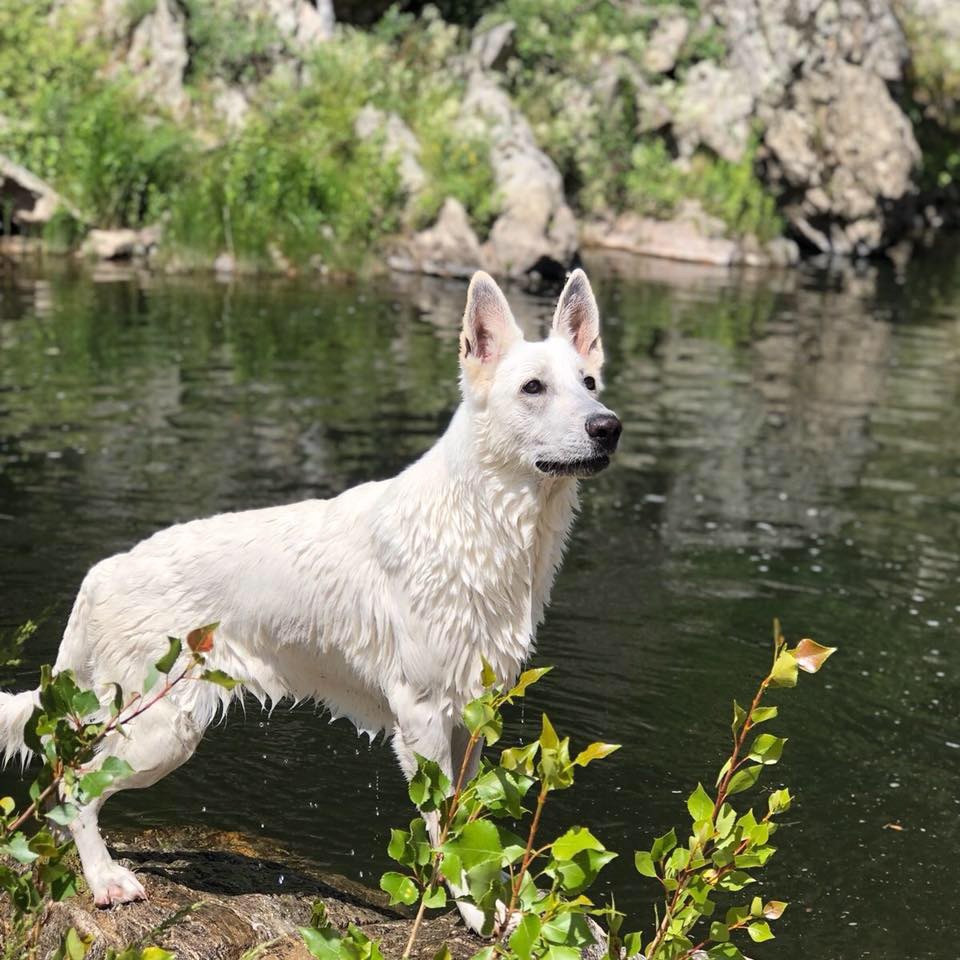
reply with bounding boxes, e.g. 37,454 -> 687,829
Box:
0,269 -> 620,927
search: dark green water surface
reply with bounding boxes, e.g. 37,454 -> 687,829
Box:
1,248 -> 959,958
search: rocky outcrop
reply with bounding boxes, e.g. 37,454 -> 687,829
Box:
582,202 -> 800,268
0,154 -> 81,231
80,225 -> 162,260
693,0 -> 921,255
126,0 -> 190,116
458,72 -> 578,279
388,198 -> 485,279
355,106 -> 427,199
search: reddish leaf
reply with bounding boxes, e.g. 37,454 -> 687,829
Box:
187,622 -> 219,654
793,638 -> 836,674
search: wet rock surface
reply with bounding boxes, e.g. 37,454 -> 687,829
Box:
33,826 -> 483,960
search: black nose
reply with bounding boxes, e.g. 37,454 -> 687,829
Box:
585,413 -> 622,452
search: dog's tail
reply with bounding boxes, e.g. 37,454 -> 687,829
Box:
0,687 -> 39,768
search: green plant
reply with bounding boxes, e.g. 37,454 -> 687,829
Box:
0,623 -> 234,959
632,622 -> 835,960
301,621 -> 834,960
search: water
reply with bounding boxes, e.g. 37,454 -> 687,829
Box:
1,249 -> 959,959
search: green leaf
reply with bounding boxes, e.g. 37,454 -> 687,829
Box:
687,783 -> 714,823
769,650 -> 798,688
379,871 -> 418,906
78,756 -> 134,799
70,689 -> 100,718
1,832 -> 39,863
573,741 -> 621,767
541,911 -> 594,947
142,663 -> 159,694
650,828 -> 677,861
510,913 -> 542,960
767,787 -> 792,815
469,949 -> 496,960
706,945 -> 745,960
709,921 -> 729,942
201,669 -> 239,690
480,658 -> 497,688
387,828 -> 412,866
300,925 -> 341,960
748,733 -> 787,765
715,803 -> 736,839
731,700 -> 747,735
508,666 -> 552,698
552,825 -> 604,861
793,638 -> 837,674
433,947 -> 452,960
716,870 -> 755,891
726,764 -> 762,796
634,850 -> 657,877
539,713 -> 560,751
747,921 -> 775,942
422,884 -> 446,908
408,755 -> 450,811
750,705 -> 778,725
46,803 -> 79,827
154,636 -> 182,675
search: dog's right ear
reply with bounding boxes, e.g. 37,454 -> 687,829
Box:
460,271 -> 521,370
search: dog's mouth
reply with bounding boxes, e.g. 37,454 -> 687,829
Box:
535,455 -> 611,478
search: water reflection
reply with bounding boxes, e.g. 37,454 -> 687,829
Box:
1,248 -> 959,960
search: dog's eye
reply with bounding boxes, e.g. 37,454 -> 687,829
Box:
522,379 -> 544,395
583,376 -> 596,391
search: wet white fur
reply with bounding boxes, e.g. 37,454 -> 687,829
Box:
0,270 -> 615,922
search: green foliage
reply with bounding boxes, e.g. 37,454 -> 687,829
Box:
0,624 -> 237,959
301,624 -> 834,960
631,621 -> 836,960
624,137 -> 783,242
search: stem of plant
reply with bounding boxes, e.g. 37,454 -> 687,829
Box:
401,730 -> 483,960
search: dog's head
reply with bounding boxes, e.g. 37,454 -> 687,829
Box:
459,269 -> 621,479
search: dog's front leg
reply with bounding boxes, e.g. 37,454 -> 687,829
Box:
392,704 -> 514,937
391,702 -> 492,935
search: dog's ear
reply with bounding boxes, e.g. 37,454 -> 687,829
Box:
552,269 -> 603,363
460,271 -> 521,366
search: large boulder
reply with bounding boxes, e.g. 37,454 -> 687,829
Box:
764,60 -> 920,254
458,72 -> 578,279
0,154 -> 81,231
388,197 -> 485,279
689,0 -> 920,255
126,0 -> 190,116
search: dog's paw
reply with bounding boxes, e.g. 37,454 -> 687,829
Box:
90,864 -> 147,908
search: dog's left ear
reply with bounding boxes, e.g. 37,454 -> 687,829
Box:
552,269 -> 603,363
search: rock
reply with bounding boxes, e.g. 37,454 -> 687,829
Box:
259,0 -> 335,48
81,225 -> 161,260
26,826 -> 482,960
355,106 -> 427,198
582,204 -> 740,267
0,154 -> 81,231
699,0 -> 918,254
388,197 -> 485,278
642,15 -> 690,74
126,0 -> 190,117
763,60 -> 921,255
458,72 -> 577,279
672,60 -> 755,162
214,252 -> 238,274
211,80 -> 252,130
469,19 -> 516,72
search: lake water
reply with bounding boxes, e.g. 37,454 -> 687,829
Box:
1,248 -> 958,959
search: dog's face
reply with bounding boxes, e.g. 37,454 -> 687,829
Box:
459,269 -> 621,478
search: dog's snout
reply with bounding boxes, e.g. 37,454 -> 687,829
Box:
585,413 -> 622,452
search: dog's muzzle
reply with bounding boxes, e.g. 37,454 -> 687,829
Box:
535,412 -> 622,477
585,413 -> 622,454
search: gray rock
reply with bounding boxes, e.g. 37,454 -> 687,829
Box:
126,0 -> 190,117
0,154 -> 82,230
673,60 -> 755,162
642,15 -> 690,74
388,197 -> 485,278
582,203 -> 740,266
355,105 -> 426,198
211,80 -> 251,131
470,19 -> 516,72
764,59 -> 920,255
458,72 -> 577,278
81,225 -> 161,260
